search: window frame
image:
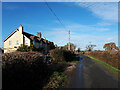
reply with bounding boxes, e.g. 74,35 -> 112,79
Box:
17,40 -> 19,45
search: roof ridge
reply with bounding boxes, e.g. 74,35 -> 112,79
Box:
3,29 -> 18,42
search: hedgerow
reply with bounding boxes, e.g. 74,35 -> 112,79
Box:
49,48 -> 75,64
2,52 -> 50,89
85,51 -> 120,70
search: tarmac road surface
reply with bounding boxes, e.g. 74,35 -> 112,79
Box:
67,55 -> 120,88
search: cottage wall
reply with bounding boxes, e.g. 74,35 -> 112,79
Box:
24,35 -> 30,46
4,29 -> 23,53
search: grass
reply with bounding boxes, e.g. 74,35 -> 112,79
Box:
86,55 -> 120,74
43,55 -> 79,89
43,71 -> 67,88
70,60 -> 79,63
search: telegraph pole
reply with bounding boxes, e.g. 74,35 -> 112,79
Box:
68,30 -> 70,50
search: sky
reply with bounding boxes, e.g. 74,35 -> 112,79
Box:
2,2 -> 118,50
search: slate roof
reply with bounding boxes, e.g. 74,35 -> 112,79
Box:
23,32 -> 53,44
3,29 -> 53,45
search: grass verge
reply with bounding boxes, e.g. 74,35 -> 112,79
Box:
70,60 -> 79,63
86,55 -> 120,74
43,71 -> 67,88
43,56 -> 79,89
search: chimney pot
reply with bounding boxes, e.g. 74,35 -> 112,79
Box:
19,24 -> 23,34
37,32 -> 41,38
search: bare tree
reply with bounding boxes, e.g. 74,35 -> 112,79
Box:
86,42 -> 96,51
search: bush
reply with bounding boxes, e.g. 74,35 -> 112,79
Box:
17,44 -> 43,52
2,52 -> 49,89
49,48 -> 75,64
17,44 -> 30,52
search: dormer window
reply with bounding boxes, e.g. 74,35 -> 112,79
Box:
17,40 -> 19,45
9,40 -> 12,46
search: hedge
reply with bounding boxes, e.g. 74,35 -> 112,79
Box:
2,52 -> 50,89
49,49 -> 75,64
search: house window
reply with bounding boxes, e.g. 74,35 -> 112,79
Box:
17,40 -> 19,45
9,40 -> 12,46
26,40 -> 28,45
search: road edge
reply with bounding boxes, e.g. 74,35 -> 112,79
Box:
85,55 -> 120,75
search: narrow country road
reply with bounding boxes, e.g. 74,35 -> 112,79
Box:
67,55 -> 120,88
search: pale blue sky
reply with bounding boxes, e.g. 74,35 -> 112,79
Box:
2,2 -> 118,50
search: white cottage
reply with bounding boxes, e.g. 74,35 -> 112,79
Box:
3,25 -> 55,54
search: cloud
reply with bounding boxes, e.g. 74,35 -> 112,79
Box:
42,23 -> 117,50
75,2 -> 118,22
46,29 -> 117,50
67,23 -> 110,32
97,22 -> 112,26
44,29 -> 68,45
70,34 -> 117,50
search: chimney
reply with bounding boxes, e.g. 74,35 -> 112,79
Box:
37,32 -> 42,38
19,24 -> 23,34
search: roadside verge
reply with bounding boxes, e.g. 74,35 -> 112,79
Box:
85,55 -> 120,75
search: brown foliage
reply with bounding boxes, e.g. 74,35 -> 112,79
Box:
85,51 -> 120,70
103,42 -> 119,51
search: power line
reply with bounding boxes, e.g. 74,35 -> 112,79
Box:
44,0 -> 67,30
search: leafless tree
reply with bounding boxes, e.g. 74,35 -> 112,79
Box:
86,42 -> 96,51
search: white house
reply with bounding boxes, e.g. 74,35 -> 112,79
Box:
3,25 -> 55,54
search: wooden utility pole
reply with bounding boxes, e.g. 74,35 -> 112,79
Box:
68,30 -> 70,50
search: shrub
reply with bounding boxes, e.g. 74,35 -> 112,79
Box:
17,44 -> 43,52
17,44 -> 30,52
49,48 -> 75,64
63,50 -> 74,62
2,52 -> 49,89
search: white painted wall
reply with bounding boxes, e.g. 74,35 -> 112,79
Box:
4,26 -> 23,53
4,29 -> 23,53
24,35 -> 30,46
